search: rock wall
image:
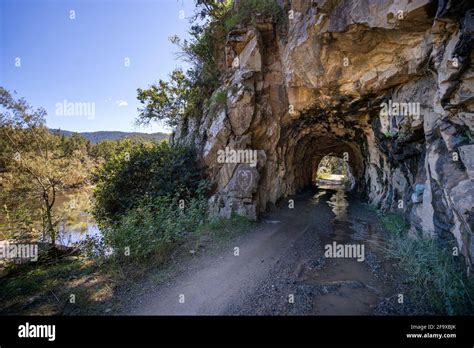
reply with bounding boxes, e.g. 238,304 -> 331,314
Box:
172,0 -> 474,269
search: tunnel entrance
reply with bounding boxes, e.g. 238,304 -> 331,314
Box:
313,155 -> 355,191
278,125 -> 366,201
195,0 -> 472,271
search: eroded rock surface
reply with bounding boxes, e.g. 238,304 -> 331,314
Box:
172,1 -> 474,269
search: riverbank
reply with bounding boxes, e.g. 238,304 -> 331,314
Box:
2,188 -> 472,315
0,215 -> 252,315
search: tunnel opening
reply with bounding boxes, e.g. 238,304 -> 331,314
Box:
282,127 -> 366,199
284,132 -> 363,221
313,155 -> 355,191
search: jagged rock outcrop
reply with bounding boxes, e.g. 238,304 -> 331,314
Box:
173,0 -> 474,270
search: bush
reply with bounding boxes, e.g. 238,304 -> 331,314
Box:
213,89 -> 227,106
224,0 -> 287,32
91,140 -> 211,264
102,195 -> 208,262
92,141 -> 206,227
199,213 -> 252,238
380,213 -> 474,315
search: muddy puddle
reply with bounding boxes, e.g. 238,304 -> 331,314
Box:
300,188 -> 394,315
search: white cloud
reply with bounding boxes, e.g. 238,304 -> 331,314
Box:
116,100 -> 128,107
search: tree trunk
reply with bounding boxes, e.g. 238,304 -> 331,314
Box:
43,188 -> 56,247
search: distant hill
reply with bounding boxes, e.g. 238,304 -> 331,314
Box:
50,129 -> 169,144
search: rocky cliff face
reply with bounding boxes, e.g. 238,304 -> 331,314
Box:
172,0 -> 474,269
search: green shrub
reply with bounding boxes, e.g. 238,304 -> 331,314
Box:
213,89 -> 227,106
91,140 -> 211,263
199,213 -> 252,237
137,21 -> 223,127
379,212 -> 410,235
92,141 -> 206,227
102,195 -> 208,262
224,0 -> 287,32
380,212 -> 474,315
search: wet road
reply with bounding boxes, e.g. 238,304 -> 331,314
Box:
129,188 -> 397,315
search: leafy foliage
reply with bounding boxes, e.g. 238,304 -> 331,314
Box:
101,195 -> 207,262
136,3 -> 227,128
136,1 -> 229,128
317,155 -> 348,176
380,212 -> 474,315
0,88 -> 93,244
137,69 -> 191,127
136,0 -> 287,129
224,0 -> 286,32
90,136 -> 148,163
92,141 -> 207,227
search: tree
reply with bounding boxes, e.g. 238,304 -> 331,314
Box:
136,69 -> 191,127
135,1 -> 231,128
0,88 -> 91,245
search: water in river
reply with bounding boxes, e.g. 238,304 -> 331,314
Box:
55,222 -> 101,247
1,190 -> 101,248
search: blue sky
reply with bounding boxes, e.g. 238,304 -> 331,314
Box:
0,0 -> 198,133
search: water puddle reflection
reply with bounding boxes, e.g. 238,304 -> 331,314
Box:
297,188 -> 393,314
326,189 -> 348,221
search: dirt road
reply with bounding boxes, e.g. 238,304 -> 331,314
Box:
127,188 -> 398,315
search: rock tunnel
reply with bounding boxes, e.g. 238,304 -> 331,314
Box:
173,0 -> 474,269
278,116 -> 365,194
